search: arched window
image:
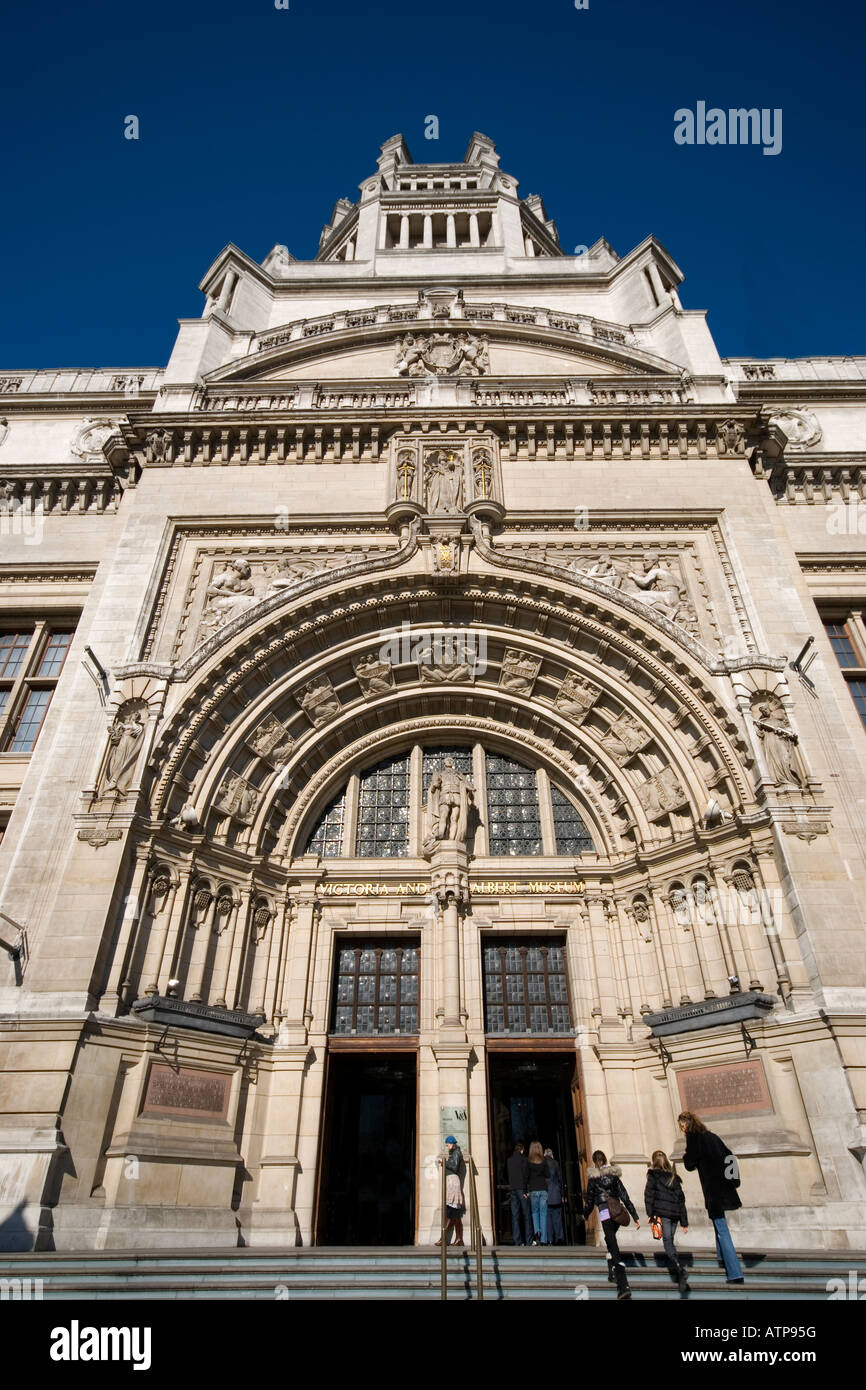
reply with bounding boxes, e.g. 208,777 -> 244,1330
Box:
303,742 -> 595,859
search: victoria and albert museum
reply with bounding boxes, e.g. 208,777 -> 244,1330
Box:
0,132 -> 865,1256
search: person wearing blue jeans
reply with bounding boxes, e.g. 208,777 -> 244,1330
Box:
679,1110 -> 745,1284
527,1141 -> 549,1245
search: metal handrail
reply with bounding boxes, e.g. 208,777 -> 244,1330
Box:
440,1157 -> 448,1300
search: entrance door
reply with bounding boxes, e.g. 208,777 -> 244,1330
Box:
317,1052 -> 416,1245
487,1051 -> 585,1244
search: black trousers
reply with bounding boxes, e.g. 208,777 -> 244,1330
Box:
602,1218 -> 629,1292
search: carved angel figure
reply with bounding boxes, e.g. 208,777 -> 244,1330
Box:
203,559 -> 258,629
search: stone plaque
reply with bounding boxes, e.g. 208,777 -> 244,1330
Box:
440,1105 -> 470,1154
140,1064 -> 231,1121
677,1059 -> 773,1120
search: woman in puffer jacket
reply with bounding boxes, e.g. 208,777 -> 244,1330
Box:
582,1149 -> 640,1300
644,1150 -> 689,1292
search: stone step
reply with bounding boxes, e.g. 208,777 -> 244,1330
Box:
1,1245 -> 862,1299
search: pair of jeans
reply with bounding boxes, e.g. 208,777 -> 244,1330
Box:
602,1217 -> 629,1293
712,1215 -> 743,1280
509,1190 -> 531,1245
661,1216 -> 682,1276
529,1189 -> 548,1244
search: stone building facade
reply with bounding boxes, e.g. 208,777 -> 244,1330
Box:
1,132 -> 865,1252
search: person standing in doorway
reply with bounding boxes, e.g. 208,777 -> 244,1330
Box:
436,1136 -> 467,1247
507,1141 -> 531,1247
527,1140 -> 549,1245
678,1111 -> 744,1284
644,1149 -> 689,1292
582,1149 -> 640,1299
544,1147 -> 566,1245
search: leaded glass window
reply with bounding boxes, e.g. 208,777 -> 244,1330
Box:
551,784 -> 594,854
485,753 -> 542,856
355,754 -> 410,857
306,788 -> 346,857
482,938 -> 571,1034
332,940 -> 420,1034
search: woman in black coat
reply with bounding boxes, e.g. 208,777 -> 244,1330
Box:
582,1149 -> 640,1300
678,1111 -> 744,1284
644,1150 -> 689,1291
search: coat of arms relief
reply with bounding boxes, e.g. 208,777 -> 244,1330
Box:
395,332 -> 489,377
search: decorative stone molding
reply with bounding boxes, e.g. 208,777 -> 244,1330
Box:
395,331 -> 489,377
297,676 -> 341,727
636,767 -> 689,821
70,418 -> 120,461
499,648 -> 542,696
768,408 -> 822,451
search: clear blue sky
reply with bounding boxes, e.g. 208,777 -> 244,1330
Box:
1,0 -> 862,368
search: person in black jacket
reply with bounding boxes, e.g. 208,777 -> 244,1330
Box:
645,1149 -> 689,1292
582,1149 -> 640,1299
679,1111 -> 744,1284
507,1141 -> 531,1247
436,1137 -> 467,1247
544,1148 -> 566,1246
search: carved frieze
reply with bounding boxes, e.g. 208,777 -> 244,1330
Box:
636,767 -> 688,821
395,332 -> 489,377
214,773 -> 259,824
247,716 -> 294,763
297,676 -> 341,727
554,673 -> 600,723
601,712 -> 652,765
353,651 -> 395,698
499,648 -> 542,696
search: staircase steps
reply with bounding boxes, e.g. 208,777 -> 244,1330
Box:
0,1247 -> 863,1300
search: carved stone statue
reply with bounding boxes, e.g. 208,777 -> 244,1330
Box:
425,451 -> 463,513
472,448 -> 494,500
423,756 -> 474,851
103,703 -> 146,792
202,558 -> 258,631
716,420 -> 745,456
248,716 -> 294,763
751,694 -> 803,788
623,552 -> 685,622
353,651 -> 395,697
396,332 -> 489,378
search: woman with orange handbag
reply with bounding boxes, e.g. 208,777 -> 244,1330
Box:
645,1150 -> 689,1292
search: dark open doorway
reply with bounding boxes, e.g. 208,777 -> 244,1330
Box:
488,1050 -> 586,1245
317,1051 -> 416,1245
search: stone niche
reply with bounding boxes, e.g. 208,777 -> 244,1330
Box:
71,1056 -> 243,1249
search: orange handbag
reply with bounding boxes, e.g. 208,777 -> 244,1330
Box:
650,1216 -> 663,1240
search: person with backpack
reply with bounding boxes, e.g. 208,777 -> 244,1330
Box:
678,1110 -> 745,1284
582,1149 -> 640,1299
644,1149 -> 689,1292
543,1147 -> 566,1245
527,1140 -> 550,1245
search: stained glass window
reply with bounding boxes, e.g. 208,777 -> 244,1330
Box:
355,753 -> 410,857
485,752 -> 542,855
306,788 -> 346,857
551,784 -> 594,854
332,940 -> 420,1034
482,938 -> 571,1034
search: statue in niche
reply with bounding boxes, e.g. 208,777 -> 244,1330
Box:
623,552 -> 686,623
396,450 -> 416,501
353,652 -> 395,697
202,558 -> 258,630
751,694 -> 803,788
103,703 -> 146,792
423,756 -> 474,852
472,449 -> 494,500
632,898 -> 653,943
425,451 -> 463,513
